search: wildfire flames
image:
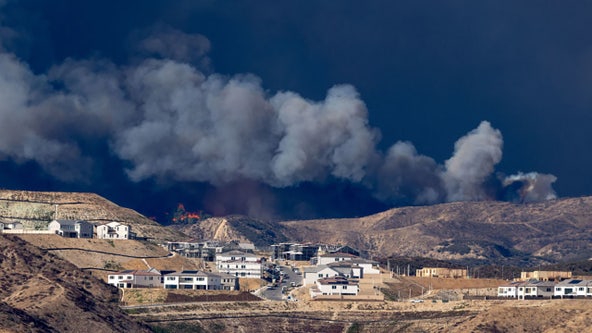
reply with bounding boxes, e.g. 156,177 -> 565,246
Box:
170,203 -> 202,223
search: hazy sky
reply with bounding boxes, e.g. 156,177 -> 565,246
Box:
0,1 -> 590,221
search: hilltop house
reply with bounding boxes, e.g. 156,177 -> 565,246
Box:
48,219 -> 93,238
96,222 -> 134,239
162,270 -> 238,290
108,269 -> 163,288
303,263 -> 364,286
216,250 -> 262,278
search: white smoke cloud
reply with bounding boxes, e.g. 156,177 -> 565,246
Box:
444,121 -> 503,201
503,172 -> 557,202
0,25 -> 557,205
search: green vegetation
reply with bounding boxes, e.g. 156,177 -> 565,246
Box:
103,260 -> 122,270
346,322 -> 362,333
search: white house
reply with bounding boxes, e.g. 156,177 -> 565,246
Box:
498,281 -> 524,298
516,280 -> 555,299
216,251 -> 262,278
350,258 -> 381,275
48,219 -> 93,238
316,253 -> 358,265
303,265 -> 342,286
309,276 -> 359,298
96,222 -> 133,239
554,279 -> 592,297
108,269 -> 162,288
162,270 -> 238,290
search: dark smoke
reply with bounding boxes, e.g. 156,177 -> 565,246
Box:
0,25 -> 557,216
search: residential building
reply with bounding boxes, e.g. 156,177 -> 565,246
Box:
48,219 -> 93,238
107,269 -> 162,288
516,280 -> 555,299
309,276 -> 359,298
520,270 -> 572,281
350,258 -> 381,275
162,270 -> 238,290
96,222 -> 134,239
216,250 -> 262,278
271,243 -> 319,261
498,281 -> 524,298
415,267 -> 468,278
166,241 -> 224,261
316,253 -> 358,266
554,279 -> 592,297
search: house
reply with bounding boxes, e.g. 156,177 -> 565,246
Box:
48,219 -> 93,238
520,270 -> 572,281
350,258 -> 381,275
304,265 -> 347,286
309,276 -> 359,298
498,281 -> 525,298
415,267 -> 468,278
96,222 -> 134,239
516,280 -> 555,299
216,250 -> 262,278
166,241 -> 225,261
316,252 -> 358,266
271,243 -> 319,261
107,269 -> 162,288
162,270 -> 238,290
554,279 -> 592,297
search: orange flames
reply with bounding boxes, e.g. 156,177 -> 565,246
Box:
171,203 -> 202,223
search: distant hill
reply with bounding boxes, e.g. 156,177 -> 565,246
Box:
0,234 -> 150,333
0,189 -> 185,242
176,196 -> 592,265
278,197 -> 592,265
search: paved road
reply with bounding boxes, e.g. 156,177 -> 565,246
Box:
259,264 -> 303,301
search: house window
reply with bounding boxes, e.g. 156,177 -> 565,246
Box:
318,274 -> 323,277
109,276 -> 115,280
579,287 -> 584,291
332,286 -> 337,289
342,286 -> 347,289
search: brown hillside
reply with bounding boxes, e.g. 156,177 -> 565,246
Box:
0,189 -> 185,241
279,197 -> 592,264
0,234 -> 150,333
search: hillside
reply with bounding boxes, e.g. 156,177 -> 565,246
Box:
172,215 -> 289,247
0,189 -> 185,242
279,197 -> 592,264
0,234 -> 150,333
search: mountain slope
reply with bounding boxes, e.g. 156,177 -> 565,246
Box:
0,234 -> 150,333
279,197 -> 592,264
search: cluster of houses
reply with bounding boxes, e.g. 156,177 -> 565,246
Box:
498,278 -> 592,299
106,249 -> 263,290
108,268 -> 239,290
302,251 -> 381,298
496,270 -> 592,299
0,219 -> 134,239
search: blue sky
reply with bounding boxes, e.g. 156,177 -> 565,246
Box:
0,1 -> 590,220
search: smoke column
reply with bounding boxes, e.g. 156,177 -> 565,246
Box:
0,27 -> 556,207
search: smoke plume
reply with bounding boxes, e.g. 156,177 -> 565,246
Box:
0,26 -> 557,209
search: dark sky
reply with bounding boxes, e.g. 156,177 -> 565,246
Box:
0,1 -> 591,221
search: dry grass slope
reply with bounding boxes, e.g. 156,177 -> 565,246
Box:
0,234 -> 150,333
